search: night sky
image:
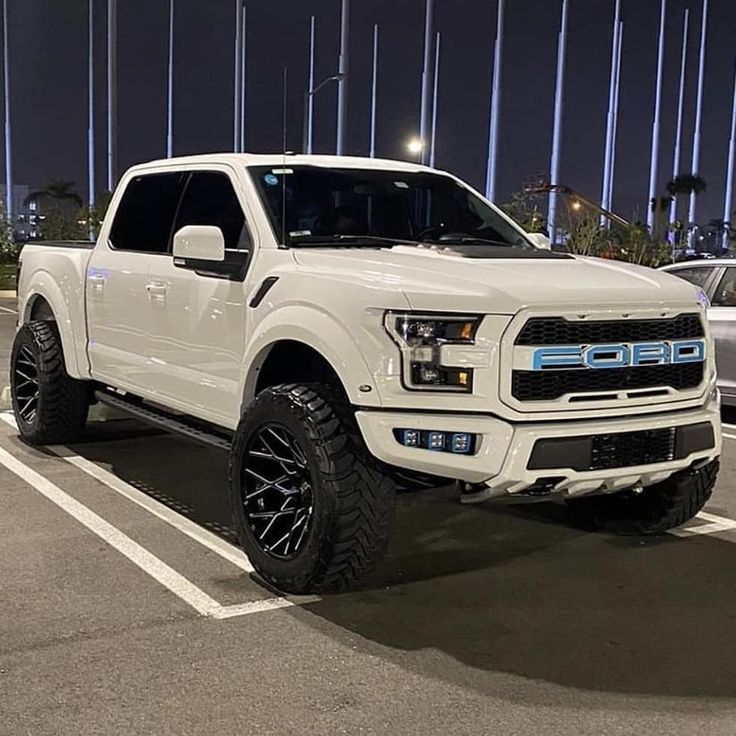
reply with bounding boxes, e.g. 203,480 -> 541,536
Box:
8,0 -> 736,223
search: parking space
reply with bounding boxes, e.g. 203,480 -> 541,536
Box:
4,294 -> 736,734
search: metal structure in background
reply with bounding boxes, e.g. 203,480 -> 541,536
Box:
547,0 -> 569,245
418,0 -> 434,165
607,20 -> 622,211
166,0 -> 174,158
305,16 -> 316,155
646,0 -> 666,230
670,9 -> 690,227
88,0 -> 95,239
429,32 -> 440,168
526,176 -> 630,232
107,0 -> 117,191
723,61 -> 736,250
600,0 -> 621,224
335,0 -> 349,155
239,2 -> 246,151
369,24 -> 378,158
233,0 -> 243,152
689,0 -> 709,235
485,0 -> 505,201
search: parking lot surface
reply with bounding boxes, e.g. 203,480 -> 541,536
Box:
2,296 -> 736,735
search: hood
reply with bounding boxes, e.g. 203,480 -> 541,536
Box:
292,245 -> 700,314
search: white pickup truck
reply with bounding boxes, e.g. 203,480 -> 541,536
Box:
11,153 -> 721,593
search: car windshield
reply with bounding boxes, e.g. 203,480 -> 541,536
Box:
248,165 -> 533,249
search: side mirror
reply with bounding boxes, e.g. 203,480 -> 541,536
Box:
526,232 -> 552,250
173,225 -> 225,262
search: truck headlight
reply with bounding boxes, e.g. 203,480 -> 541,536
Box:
385,312 -> 481,392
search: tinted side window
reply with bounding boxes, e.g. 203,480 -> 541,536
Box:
109,172 -> 185,253
174,172 -> 248,250
669,267 -> 712,289
712,268 -> 736,307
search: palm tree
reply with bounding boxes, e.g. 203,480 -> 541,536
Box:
649,195 -> 673,242
24,179 -> 83,211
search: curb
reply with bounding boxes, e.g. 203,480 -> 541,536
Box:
0,290 -> 16,298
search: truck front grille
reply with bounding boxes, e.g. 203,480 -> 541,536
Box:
515,313 -> 704,346
511,313 -> 706,403
512,362 -> 704,402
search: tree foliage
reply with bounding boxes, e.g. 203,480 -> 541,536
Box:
499,191 -> 548,233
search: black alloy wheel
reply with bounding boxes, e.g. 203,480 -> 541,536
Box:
242,423 -> 314,560
13,343 -> 40,424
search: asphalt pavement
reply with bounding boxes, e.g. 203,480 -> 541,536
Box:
2,295 -> 736,735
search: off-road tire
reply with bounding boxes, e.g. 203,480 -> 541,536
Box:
228,383 -> 396,594
10,321 -> 89,445
568,459 -> 719,535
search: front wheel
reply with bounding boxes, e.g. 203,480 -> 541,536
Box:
10,321 -> 90,445
228,383 -> 396,594
568,459 -> 719,535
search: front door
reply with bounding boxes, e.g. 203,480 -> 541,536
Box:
144,168 -> 251,427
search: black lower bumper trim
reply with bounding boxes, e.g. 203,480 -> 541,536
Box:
527,422 -> 715,472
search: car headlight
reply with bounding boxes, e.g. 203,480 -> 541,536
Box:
385,312 -> 481,392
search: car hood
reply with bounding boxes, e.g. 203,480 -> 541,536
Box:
292,245 -> 701,314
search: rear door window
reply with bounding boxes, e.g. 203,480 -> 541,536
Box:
109,172 -> 186,253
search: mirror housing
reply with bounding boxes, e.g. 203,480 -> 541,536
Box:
526,232 -> 552,250
173,225 -> 225,262
172,225 -> 249,281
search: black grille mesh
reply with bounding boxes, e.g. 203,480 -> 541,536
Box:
515,313 -> 704,346
512,363 -> 704,402
590,428 -> 676,470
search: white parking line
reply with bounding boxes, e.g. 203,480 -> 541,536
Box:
0,444 -> 222,616
0,305 -> 17,315
0,412 -> 317,619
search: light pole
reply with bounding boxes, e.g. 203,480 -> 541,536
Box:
336,0 -> 349,154
166,0 -> 174,158
107,0 -> 117,191
303,73 -> 346,154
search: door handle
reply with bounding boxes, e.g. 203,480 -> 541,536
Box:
145,282 -> 168,298
88,273 -> 106,292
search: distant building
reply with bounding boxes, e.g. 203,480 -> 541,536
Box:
0,184 -> 33,241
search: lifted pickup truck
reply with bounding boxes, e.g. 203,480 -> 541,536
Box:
11,154 -> 721,593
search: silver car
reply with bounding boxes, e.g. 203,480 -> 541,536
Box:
661,258 -> 736,406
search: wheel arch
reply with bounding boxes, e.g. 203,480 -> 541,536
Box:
241,309 -> 382,412
18,278 -> 88,378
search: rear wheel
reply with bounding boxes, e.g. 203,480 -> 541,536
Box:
228,383 -> 396,594
568,459 -> 719,535
10,321 -> 89,445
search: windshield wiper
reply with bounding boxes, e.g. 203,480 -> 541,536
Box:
423,236 -> 521,247
288,234 -> 421,248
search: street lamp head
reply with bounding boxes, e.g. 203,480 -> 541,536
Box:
407,138 -> 424,155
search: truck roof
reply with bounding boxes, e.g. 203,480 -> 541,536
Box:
129,153 -> 438,175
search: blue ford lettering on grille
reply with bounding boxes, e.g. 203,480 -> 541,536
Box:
531,339 -> 706,370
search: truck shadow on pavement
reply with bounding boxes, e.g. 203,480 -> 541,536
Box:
68,420 -> 736,701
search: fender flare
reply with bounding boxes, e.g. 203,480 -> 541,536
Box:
18,274 -> 88,379
242,305 -> 383,409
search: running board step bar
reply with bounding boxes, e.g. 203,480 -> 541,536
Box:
94,390 -> 232,452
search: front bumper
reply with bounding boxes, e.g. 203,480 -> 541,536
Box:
355,399 -> 721,502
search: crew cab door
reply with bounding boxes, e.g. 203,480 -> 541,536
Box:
86,171 -> 186,394
143,167 -> 251,427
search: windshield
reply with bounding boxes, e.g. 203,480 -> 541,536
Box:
249,165 -> 533,249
